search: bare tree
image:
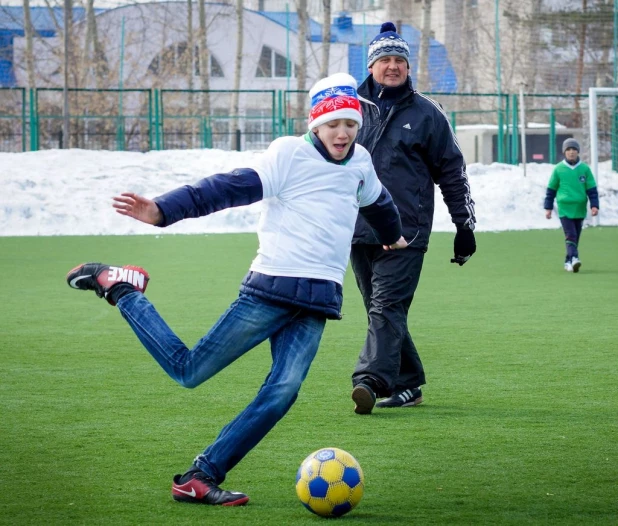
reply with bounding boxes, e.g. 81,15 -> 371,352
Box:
457,0 -> 475,92
230,0 -> 243,149
63,0 -> 72,147
22,0 -> 36,88
573,0 -> 588,126
595,0 -> 612,87
523,0 -> 543,94
416,0 -> 431,91
197,0 -> 211,119
186,0 -> 194,92
319,0 -> 331,79
83,0 -> 108,88
296,0 -> 308,126
187,0 -> 195,145
384,0 -> 398,24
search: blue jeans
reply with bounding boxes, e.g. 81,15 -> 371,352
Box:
117,291 -> 326,484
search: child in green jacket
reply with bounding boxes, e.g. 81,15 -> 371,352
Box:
544,138 -> 599,272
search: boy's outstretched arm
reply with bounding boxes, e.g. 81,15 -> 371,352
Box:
113,169 -> 263,227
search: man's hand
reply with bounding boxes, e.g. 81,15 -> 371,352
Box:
383,236 -> 408,250
113,192 -> 163,225
591,207 -> 599,217
545,209 -> 552,219
451,226 -> 476,266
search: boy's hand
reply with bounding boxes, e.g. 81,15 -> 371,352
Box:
113,192 -> 163,225
591,207 -> 599,217
545,209 -> 552,219
383,236 -> 408,250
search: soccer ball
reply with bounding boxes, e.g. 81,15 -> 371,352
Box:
295,447 -> 364,518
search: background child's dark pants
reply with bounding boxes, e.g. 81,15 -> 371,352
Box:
559,216 -> 583,261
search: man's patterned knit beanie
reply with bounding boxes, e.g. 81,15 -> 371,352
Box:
367,22 -> 410,68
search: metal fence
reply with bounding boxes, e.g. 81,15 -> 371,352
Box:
0,87 -> 26,152
280,89 -> 618,168
157,89 -> 276,151
0,87 -> 616,171
32,88 -> 152,151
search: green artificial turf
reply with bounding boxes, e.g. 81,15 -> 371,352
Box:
1,228 -> 617,525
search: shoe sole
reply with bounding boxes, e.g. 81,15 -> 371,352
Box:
352,385 -> 375,415
172,494 -> 249,506
572,261 -> 581,273
376,396 -> 424,409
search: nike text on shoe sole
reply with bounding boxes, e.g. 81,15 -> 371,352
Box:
66,263 -> 149,305
352,384 -> 376,415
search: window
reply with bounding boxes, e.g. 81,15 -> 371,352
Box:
194,51 -> 224,78
274,52 -> 289,77
255,46 -> 272,78
148,43 -> 224,78
255,45 -> 296,78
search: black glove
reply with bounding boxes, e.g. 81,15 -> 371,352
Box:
451,225 -> 476,266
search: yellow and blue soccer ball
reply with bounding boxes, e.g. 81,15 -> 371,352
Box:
295,447 -> 364,518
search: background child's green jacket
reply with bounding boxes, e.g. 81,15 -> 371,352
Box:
546,160 -> 597,218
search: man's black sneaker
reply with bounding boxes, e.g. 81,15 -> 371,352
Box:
67,263 -> 149,306
376,388 -> 423,408
352,383 -> 376,415
172,468 -> 249,506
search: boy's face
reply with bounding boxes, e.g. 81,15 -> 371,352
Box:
314,119 -> 359,160
564,147 -> 578,162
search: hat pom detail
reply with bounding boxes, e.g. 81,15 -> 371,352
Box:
367,21 -> 410,68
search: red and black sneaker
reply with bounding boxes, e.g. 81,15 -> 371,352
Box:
66,263 -> 149,306
172,469 -> 249,506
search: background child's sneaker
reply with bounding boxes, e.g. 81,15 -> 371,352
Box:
571,257 -> 581,273
564,260 -> 573,272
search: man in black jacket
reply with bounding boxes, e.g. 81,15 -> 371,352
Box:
351,22 -> 477,415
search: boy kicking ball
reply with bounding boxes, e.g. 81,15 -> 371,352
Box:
67,73 -> 406,506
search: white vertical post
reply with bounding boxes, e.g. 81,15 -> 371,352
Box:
589,87 -> 598,182
588,87 -> 618,186
519,86 -> 527,177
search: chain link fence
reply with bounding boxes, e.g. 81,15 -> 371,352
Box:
1,86 -> 616,171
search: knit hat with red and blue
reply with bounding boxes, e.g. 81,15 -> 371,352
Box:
367,22 -> 410,68
307,73 -> 363,130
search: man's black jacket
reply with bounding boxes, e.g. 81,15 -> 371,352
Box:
353,75 -> 475,250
